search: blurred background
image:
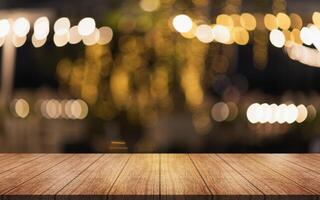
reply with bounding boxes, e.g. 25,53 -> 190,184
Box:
1,0 -> 320,153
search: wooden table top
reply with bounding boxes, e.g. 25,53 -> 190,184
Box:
0,154 -> 319,199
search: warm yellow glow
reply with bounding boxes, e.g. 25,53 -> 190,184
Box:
212,24 -> 231,44
139,0 -> 160,12
83,28 -> 100,46
98,26 -> 113,45
276,13 -> 291,30
13,17 -> 30,37
34,17 -> 49,40
54,17 -> 70,35
0,19 -> 10,37
172,14 -> 193,33
289,13 -> 302,29
32,34 -> 46,48
269,29 -> 285,48
296,104 -> 308,123
264,14 -> 277,31
307,105 -> 317,120
12,35 -> 27,47
300,27 -> 313,45
78,17 -> 96,36
181,22 -> 197,39
240,13 -> 256,31
195,24 -> 214,43
211,102 -> 229,122
216,14 -> 233,27
14,99 -> 30,118
232,27 -> 249,45
69,26 -> 82,44
70,99 -> 88,119
45,99 -> 62,119
54,32 -> 69,47
290,29 -> 302,45
312,12 -> 320,27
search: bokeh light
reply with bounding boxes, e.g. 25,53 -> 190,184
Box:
34,17 -> 50,40
13,17 -> 30,37
195,24 -> 214,43
78,17 -> 96,36
269,29 -> 285,48
0,19 -> 10,37
172,14 -> 193,33
98,26 -> 113,45
54,17 -> 70,36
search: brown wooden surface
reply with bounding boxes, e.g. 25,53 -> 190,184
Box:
0,154 -> 319,200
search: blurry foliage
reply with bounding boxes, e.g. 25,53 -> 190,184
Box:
57,0 -> 213,130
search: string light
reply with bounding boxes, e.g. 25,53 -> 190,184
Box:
78,17 -> 96,36
246,103 -> 309,124
195,24 -> 214,43
32,34 -> 46,48
33,17 -> 50,40
0,19 -> 10,37
54,32 -> 69,47
82,28 -> 100,46
12,35 -> 27,48
12,99 -> 30,118
13,17 -> 30,37
54,17 -> 70,35
98,26 -> 113,45
172,14 -> 193,33
269,29 -> 285,48
68,26 -> 82,44
212,24 -> 231,44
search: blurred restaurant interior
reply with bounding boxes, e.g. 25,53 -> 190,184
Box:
0,0 -> 320,153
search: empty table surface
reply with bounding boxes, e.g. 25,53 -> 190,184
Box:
0,154 -> 319,199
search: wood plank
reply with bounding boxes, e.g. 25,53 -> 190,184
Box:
218,154 -> 316,200
248,154 -> 320,194
275,154 -> 320,174
0,154 -> 43,174
160,154 -> 211,200
3,154 -> 101,200
57,154 -> 130,200
0,154 -> 71,196
190,154 -> 263,200
108,154 -> 159,200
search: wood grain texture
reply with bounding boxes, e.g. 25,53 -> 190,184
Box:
0,154 -> 43,174
0,154 -> 319,200
0,154 -> 71,196
109,154 -> 159,200
57,154 -> 130,200
248,154 -> 320,194
3,154 -> 101,200
190,154 -> 263,200
160,154 -> 211,200
275,154 -> 320,174
218,154 -> 316,200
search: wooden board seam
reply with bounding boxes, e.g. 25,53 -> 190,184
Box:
0,154 -> 44,176
1,154 -> 74,197
53,154 -> 104,197
188,154 -> 214,197
247,155 -> 317,195
216,154 -> 267,197
105,154 -> 132,197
